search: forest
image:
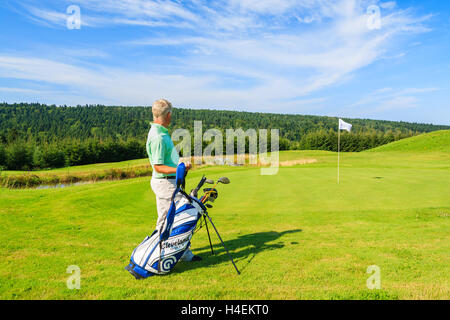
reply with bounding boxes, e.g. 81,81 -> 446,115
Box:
1,103 -> 448,170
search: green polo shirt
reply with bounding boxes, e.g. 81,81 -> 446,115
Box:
146,123 -> 179,179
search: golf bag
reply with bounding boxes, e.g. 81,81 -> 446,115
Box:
125,163 -> 207,279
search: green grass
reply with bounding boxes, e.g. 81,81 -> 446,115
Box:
369,130 -> 450,153
0,158 -> 150,176
0,134 -> 449,300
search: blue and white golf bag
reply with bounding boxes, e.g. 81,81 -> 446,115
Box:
125,163 -> 207,279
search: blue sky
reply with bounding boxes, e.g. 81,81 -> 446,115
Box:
0,0 -> 449,124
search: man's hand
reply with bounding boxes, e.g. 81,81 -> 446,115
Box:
185,163 -> 192,171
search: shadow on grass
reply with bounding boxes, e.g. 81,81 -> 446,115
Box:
175,229 -> 302,274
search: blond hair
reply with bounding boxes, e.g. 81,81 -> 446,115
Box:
152,99 -> 172,119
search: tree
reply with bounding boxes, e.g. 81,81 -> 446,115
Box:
6,143 -> 33,170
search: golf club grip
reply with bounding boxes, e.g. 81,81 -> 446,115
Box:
193,176 -> 206,196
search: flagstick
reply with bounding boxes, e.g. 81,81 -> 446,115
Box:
338,128 -> 340,184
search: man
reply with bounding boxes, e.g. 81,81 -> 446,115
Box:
146,99 -> 201,262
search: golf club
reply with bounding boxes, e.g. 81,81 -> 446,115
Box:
201,177 -> 230,203
202,188 -> 218,203
194,175 -> 239,275
190,175 -> 214,198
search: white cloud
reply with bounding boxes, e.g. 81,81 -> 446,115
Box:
1,0 -> 433,113
375,95 -> 419,112
379,1 -> 396,10
347,87 -> 439,117
0,87 -> 44,94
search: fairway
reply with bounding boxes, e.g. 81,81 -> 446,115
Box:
0,132 -> 449,300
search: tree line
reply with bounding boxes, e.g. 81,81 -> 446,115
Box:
1,103 -> 448,170
0,139 -> 146,171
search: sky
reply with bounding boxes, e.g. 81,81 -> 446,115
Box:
0,0 -> 449,125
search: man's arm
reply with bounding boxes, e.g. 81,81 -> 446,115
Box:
153,163 -> 191,174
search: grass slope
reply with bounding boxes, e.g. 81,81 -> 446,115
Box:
0,148 -> 449,300
368,130 -> 450,153
1,158 -> 150,176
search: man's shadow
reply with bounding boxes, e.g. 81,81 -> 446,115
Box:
174,229 -> 302,274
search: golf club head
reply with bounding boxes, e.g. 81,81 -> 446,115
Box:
203,188 -> 218,197
218,177 -> 230,184
205,179 -> 214,184
203,194 -> 216,202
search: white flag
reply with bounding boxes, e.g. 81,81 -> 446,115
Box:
339,119 -> 352,132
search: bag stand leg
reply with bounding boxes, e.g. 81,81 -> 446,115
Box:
204,212 -> 240,275
204,215 -> 214,255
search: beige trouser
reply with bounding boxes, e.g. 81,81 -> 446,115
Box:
150,178 -> 194,261
150,178 -> 181,232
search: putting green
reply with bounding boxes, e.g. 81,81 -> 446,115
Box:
0,132 -> 449,299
